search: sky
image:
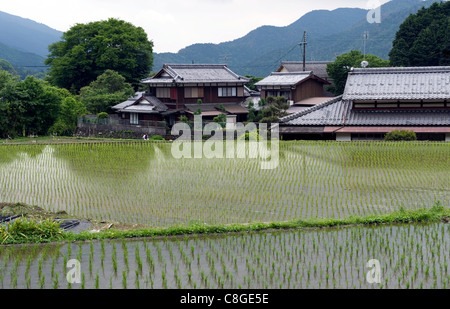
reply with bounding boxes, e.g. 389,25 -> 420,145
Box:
1,0 -> 391,53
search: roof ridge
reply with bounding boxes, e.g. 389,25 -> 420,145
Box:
281,61 -> 332,64
280,95 -> 343,123
351,66 -> 450,74
165,63 -> 228,68
270,71 -> 312,75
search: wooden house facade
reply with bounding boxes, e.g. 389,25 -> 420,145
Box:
254,72 -> 331,104
280,66 -> 450,141
141,64 -> 250,110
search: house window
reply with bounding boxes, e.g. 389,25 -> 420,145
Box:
156,88 -> 171,98
267,91 -> 290,100
218,87 -> 237,97
353,102 -> 449,109
130,113 -> 139,125
185,87 -> 204,98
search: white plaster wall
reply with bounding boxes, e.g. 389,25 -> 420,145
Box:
336,132 -> 352,142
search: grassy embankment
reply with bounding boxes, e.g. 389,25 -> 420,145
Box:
1,202 -> 448,245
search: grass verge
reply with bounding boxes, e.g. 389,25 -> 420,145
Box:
1,203 -> 448,245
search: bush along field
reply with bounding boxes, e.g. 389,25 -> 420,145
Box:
0,140 -> 449,289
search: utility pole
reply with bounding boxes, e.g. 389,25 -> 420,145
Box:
363,31 -> 369,60
299,31 -> 307,71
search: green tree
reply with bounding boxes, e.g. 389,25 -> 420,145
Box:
244,75 -> 263,91
49,97 -> 87,136
0,72 -> 24,137
194,108 -> 202,116
0,59 -> 18,76
247,108 -> 259,123
179,115 -> 189,124
259,96 -> 290,124
0,72 -> 65,137
213,113 -> 227,128
326,50 -> 390,95
389,1 -> 450,67
45,18 -> 154,92
18,77 -> 63,136
389,38 -> 410,67
78,70 -> 135,114
440,20 -> 450,66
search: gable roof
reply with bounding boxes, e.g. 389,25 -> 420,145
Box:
276,61 -> 332,80
280,96 -> 344,126
254,71 -> 330,88
142,64 -> 250,85
112,93 -> 168,114
343,66 -> 450,101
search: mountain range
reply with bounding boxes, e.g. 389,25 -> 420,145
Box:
0,0 -> 442,79
0,11 -> 62,77
154,0 -> 441,76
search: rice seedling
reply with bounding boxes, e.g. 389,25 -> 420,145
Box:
0,141 -> 448,289
0,141 -> 447,228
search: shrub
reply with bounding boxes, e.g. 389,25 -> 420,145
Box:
179,115 -> 189,123
385,130 -> 417,141
238,130 -> 261,141
149,135 -> 165,141
0,217 -> 64,244
431,201 -> 444,213
97,112 -> 110,119
213,114 -> 227,128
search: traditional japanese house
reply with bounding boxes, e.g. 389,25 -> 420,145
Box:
141,64 -> 251,110
254,71 -> 331,104
280,66 -> 450,141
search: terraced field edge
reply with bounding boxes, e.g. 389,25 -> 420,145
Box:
1,203 -> 448,244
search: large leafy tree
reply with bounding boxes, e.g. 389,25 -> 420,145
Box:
79,69 -> 135,114
389,1 -> 450,67
18,77 -> 63,135
45,18 -> 153,93
0,71 -> 67,137
326,50 -> 390,96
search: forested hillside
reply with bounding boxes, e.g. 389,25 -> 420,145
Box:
154,0 -> 442,76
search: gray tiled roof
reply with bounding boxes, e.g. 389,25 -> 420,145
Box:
276,61 -> 332,80
142,64 -> 250,84
281,97 -> 450,126
280,96 -> 344,126
255,72 -> 313,87
112,93 -> 168,113
345,107 -> 450,126
112,92 -> 146,110
343,66 -> 450,101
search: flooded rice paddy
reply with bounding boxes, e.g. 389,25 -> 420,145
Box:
1,222 -> 449,289
0,141 -> 448,227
